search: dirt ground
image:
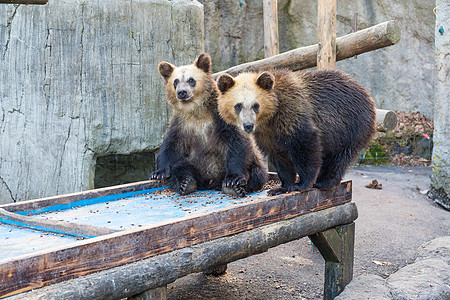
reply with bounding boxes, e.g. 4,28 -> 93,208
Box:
166,166 -> 449,300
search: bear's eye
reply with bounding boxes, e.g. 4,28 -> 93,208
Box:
252,103 -> 260,113
187,77 -> 196,87
174,79 -> 179,88
234,103 -> 243,113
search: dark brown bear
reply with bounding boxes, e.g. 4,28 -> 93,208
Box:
217,69 -> 376,195
150,53 -> 267,197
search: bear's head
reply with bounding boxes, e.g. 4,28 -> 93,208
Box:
217,72 -> 278,134
158,53 -> 214,113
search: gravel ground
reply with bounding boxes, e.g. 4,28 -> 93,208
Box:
167,166 -> 449,300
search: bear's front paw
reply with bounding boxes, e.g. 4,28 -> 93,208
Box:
179,177 -> 197,196
222,175 -> 247,188
222,175 -> 247,197
267,187 -> 288,196
150,169 -> 170,181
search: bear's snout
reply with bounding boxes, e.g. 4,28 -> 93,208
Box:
177,89 -> 189,100
243,122 -> 254,133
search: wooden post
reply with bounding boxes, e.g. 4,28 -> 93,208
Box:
263,0 -> 279,57
309,222 -> 355,300
317,0 -> 336,69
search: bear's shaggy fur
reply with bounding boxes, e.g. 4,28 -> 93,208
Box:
217,68 -> 376,195
151,53 -> 267,197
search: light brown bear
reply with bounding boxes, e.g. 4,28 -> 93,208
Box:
150,53 -> 267,197
217,69 -> 376,195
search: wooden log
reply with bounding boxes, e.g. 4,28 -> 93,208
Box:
7,202 -> 358,300
212,20 -> 401,78
376,109 -> 397,132
263,0 -> 279,57
317,0 -> 336,69
0,0 -> 47,4
0,208 -> 118,238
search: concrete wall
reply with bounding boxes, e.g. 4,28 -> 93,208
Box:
430,1 -> 450,207
200,0 -> 435,118
0,0 -> 204,204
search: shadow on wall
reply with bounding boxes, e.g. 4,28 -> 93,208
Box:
94,152 -> 156,189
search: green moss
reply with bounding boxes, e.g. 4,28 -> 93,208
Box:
359,142 -> 389,165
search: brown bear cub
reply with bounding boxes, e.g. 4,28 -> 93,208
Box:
151,53 -> 267,197
217,69 -> 376,195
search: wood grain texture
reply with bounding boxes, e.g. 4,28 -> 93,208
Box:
212,20 -> 400,78
6,202 -> 357,300
263,0 -> 279,57
0,181 -> 352,298
317,0 -> 336,69
376,109 -> 397,132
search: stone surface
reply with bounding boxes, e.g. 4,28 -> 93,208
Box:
0,0 -> 204,204
416,236 -> 450,265
334,274 -> 391,300
200,0 -> 435,118
334,236 -> 450,300
387,258 -> 450,300
430,0 -> 450,207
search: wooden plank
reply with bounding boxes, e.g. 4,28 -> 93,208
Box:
0,208 -> 118,238
317,0 -> 336,69
0,181 -> 352,298
263,0 -> 279,57
0,180 -> 163,214
6,202 -> 357,300
213,20 -> 401,78
0,0 -> 47,4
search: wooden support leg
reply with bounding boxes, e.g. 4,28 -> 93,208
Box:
127,285 -> 167,300
203,263 -> 228,276
309,222 -> 355,300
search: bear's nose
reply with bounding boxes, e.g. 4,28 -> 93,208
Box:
177,89 -> 188,99
243,122 -> 254,133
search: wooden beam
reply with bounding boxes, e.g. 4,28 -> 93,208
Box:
263,0 -> 279,57
317,0 -> 336,69
0,181 -> 352,298
6,202 -> 358,300
213,20 -> 401,78
0,180 -> 163,214
0,0 -> 48,4
0,208 -> 118,238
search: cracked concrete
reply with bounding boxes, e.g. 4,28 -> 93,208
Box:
0,0 -> 203,204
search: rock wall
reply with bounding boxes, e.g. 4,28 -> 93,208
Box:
0,0 -> 204,204
430,0 -> 450,208
200,0 -> 435,118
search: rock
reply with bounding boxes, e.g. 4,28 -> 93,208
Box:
0,0 -> 204,203
415,236 -> 450,265
334,274 -> 391,300
335,236 -> 450,299
387,258 -> 450,300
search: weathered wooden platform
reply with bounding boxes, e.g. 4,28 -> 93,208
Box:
0,178 -> 357,299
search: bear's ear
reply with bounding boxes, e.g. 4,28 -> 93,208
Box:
158,61 -> 175,81
256,72 -> 275,90
217,74 -> 235,94
195,53 -> 212,74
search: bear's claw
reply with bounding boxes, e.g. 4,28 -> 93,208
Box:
179,177 -> 197,195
